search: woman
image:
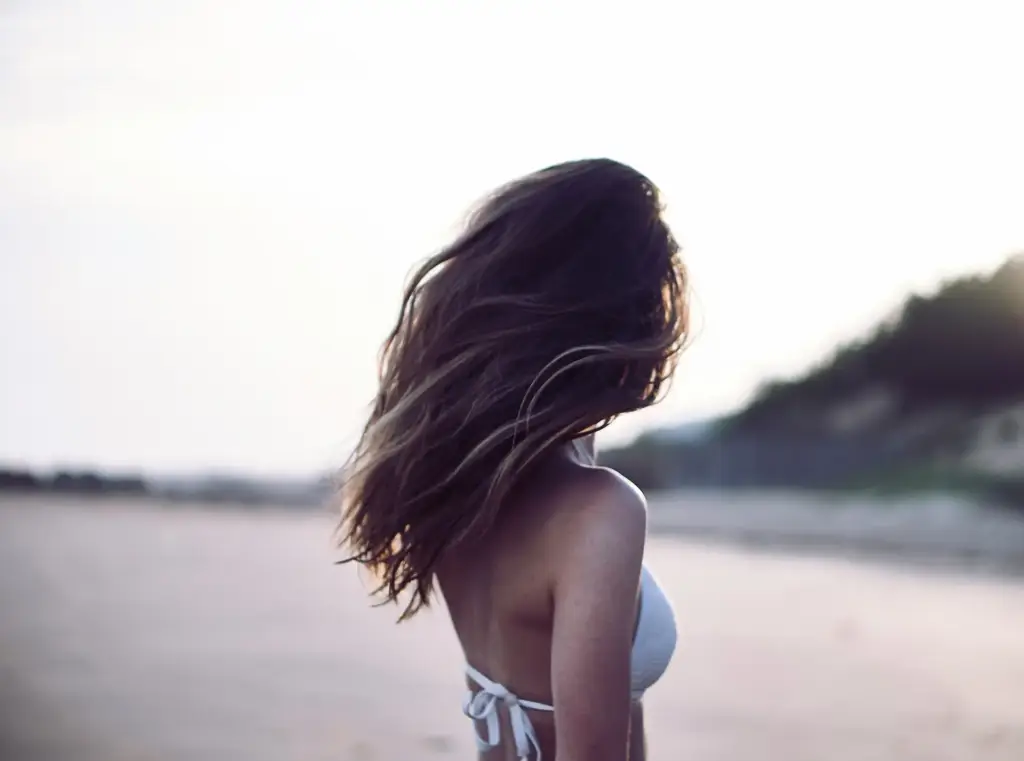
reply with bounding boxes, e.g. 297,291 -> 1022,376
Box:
338,158 -> 688,761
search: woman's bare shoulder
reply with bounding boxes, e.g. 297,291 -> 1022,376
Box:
545,463 -> 647,761
543,463 -> 648,545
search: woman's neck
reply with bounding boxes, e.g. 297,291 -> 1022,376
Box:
567,433 -> 597,466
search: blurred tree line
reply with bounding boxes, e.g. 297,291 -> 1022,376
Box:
0,467 -> 329,507
734,255 -> 1024,429
601,255 -> 1024,502
0,467 -> 148,495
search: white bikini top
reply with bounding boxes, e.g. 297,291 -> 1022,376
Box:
462,564 -> 677,761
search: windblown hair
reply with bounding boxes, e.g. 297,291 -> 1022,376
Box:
338,158 -> 689,619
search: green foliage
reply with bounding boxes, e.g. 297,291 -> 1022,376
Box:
848,464 -> 1024,511
601,254 -> 1024,497
733,254 -> 1024,429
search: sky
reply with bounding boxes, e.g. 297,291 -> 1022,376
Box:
1,0 -> 1022,477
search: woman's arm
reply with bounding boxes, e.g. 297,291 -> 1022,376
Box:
548,472 -> 647,761
628,702 -> 646,761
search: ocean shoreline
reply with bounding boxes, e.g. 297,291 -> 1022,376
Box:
5,489 -> 1024,577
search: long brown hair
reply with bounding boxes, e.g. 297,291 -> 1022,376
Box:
337,158 -> 689,619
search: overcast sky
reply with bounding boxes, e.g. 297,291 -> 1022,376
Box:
2,0 -> 1022,476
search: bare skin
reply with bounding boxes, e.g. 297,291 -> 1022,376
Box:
437,435 -> 648,761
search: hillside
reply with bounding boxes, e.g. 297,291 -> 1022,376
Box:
602,255 -> 1024,505
732,255 -> 1024,431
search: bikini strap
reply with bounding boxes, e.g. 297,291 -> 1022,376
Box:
463,664 -> 554,761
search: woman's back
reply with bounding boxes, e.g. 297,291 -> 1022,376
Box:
438,455 -> 648,761
437,460 -> 568,759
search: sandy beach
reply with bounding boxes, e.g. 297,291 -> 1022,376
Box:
2,495 -> 1023,761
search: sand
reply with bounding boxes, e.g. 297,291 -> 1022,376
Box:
1,495 -> 1023,760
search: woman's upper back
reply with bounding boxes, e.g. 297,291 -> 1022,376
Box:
437,458 -> 583,704
436,454 -> 670,761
